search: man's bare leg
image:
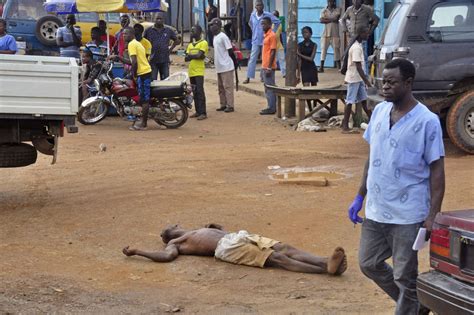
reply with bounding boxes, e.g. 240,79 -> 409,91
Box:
265,251 -> 327,273
272,243 -> 327,269
122,245 -> 179,262
272,244 -> 347,275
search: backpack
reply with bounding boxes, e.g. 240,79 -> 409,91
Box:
340,37 -> 357,75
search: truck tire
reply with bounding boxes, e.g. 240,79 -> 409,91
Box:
0,144 -> 37,168
447,90 -> 474,154
35,16 -> 64,47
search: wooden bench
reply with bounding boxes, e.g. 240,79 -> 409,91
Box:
265,84 -> 347,122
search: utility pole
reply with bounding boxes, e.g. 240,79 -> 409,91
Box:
284,0 -> 297,117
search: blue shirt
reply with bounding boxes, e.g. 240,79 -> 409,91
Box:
144,26 -> 177,64
363,101 -> 445,224
249,11 -> 280,46
57,26 -> 82,58
0,34 -> 17,53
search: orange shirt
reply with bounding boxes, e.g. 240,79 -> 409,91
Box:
262,30 -> 277,69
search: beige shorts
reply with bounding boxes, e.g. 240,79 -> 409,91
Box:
215,231 -> 280,268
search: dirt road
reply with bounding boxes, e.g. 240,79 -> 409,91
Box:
1,82 -> 473,314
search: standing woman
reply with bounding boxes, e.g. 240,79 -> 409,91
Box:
297,26 -> 318,109
0,18 -> 17,54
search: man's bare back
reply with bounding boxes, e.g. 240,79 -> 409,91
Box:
123,224 -> 347,275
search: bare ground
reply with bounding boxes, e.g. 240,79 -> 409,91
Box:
1,81 -> 473,314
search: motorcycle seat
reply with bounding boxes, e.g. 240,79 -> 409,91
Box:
150,80 -> 185,98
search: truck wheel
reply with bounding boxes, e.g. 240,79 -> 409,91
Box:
0,144 -> 37,168
447,90 -> 474,154
35,16 -> 64,47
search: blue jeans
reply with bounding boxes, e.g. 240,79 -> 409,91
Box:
246,44 -> 262,79
346,81 -> 368,105
151,62 -> 170,81
359,219 -> 422,315
262,69 -> 276,111
137,72 -> 151,102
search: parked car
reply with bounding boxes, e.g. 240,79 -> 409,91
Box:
417,209 -> 474,314
369,0 -> 474,154
2,0 -> 62,55
75,12 -> 121,44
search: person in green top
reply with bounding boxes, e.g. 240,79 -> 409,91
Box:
185,25 -> 209,120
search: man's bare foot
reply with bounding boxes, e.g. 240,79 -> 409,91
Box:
334,252 -> 347,276
123,246 -> 136,256
327,247 -> 345,275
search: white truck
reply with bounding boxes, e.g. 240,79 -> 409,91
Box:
0,54 -> 78,167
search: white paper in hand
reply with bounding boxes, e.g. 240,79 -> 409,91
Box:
412,228 -> 429,251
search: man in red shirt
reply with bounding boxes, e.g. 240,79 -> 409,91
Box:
98,20 -> 116,52
260,16 -> 277,115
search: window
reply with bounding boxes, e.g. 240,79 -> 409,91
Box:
6,0 -> 49,20
428,3 -> 474,42
380,3 -> 410,45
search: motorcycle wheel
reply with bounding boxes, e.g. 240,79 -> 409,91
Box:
78,99 -> 109,125
154,99 -> 189,129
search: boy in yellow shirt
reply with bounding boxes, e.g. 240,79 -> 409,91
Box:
185,25 -> 208,120
123,27 -> 152,131
134,24 -> 152,60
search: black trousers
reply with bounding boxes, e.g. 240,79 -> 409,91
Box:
190,76 -> 206,115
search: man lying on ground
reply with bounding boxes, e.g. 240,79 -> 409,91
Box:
123,224 -> 347,275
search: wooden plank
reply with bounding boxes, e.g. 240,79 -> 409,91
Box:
298,98 -> 306,122
276,95 -> 282,118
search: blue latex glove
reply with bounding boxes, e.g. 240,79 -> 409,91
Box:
348,194 -> 364,224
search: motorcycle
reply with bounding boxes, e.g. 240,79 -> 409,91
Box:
78,62 -> 193,128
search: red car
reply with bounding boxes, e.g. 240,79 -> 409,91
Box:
417,209 -> 474,314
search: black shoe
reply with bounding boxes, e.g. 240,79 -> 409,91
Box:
216,106 -> 226,111
197,114 -> 207,120
243,78 -> 250,84
259,109 -> 276,115
190,113 -> 200,118
224,107 -> 234,113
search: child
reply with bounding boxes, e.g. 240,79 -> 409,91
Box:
296,26 -> 318,110
185,24 -> 209,120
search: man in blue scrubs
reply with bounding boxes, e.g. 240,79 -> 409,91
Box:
347,58 -> 445,314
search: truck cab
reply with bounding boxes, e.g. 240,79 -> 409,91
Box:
369,0 -> 474,154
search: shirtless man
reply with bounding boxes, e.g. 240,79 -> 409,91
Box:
123,224 -> 347,275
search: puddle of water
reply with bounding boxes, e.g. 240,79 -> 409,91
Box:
269,167 -> 346,181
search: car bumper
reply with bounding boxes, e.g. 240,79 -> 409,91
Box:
417,270 -> 474,315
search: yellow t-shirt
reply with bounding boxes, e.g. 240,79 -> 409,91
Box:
139,38 -> 152,59
127,39 -> 152,76
186,39 -> 208,77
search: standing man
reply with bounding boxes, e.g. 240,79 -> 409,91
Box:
123,27 -> 152,131
56,14 -> 82,59
185,25 -> 208,120
243,0 -> 280,84
209,18 -> 237,113
348,58 -> 445,314
98,20 -> 116,52
114,15 -> 131,58
144,13 -> 178,81
319,0 -> 342,72
273,10 -> 286,78
260,17 -> 277,115
206,0 -> 218,47
85,27 -> 108,61
0,18 -> 17,54
340,0 -> 379,73
342,26 -> 372,133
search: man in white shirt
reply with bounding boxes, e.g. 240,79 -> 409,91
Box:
342,26 -> 372,133
209,18 -> 237,113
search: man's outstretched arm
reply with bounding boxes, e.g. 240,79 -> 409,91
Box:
123,244 -> 179,262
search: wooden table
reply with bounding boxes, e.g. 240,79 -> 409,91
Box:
265,84 -> 347,122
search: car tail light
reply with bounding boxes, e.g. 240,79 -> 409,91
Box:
430,224 -> 450,258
